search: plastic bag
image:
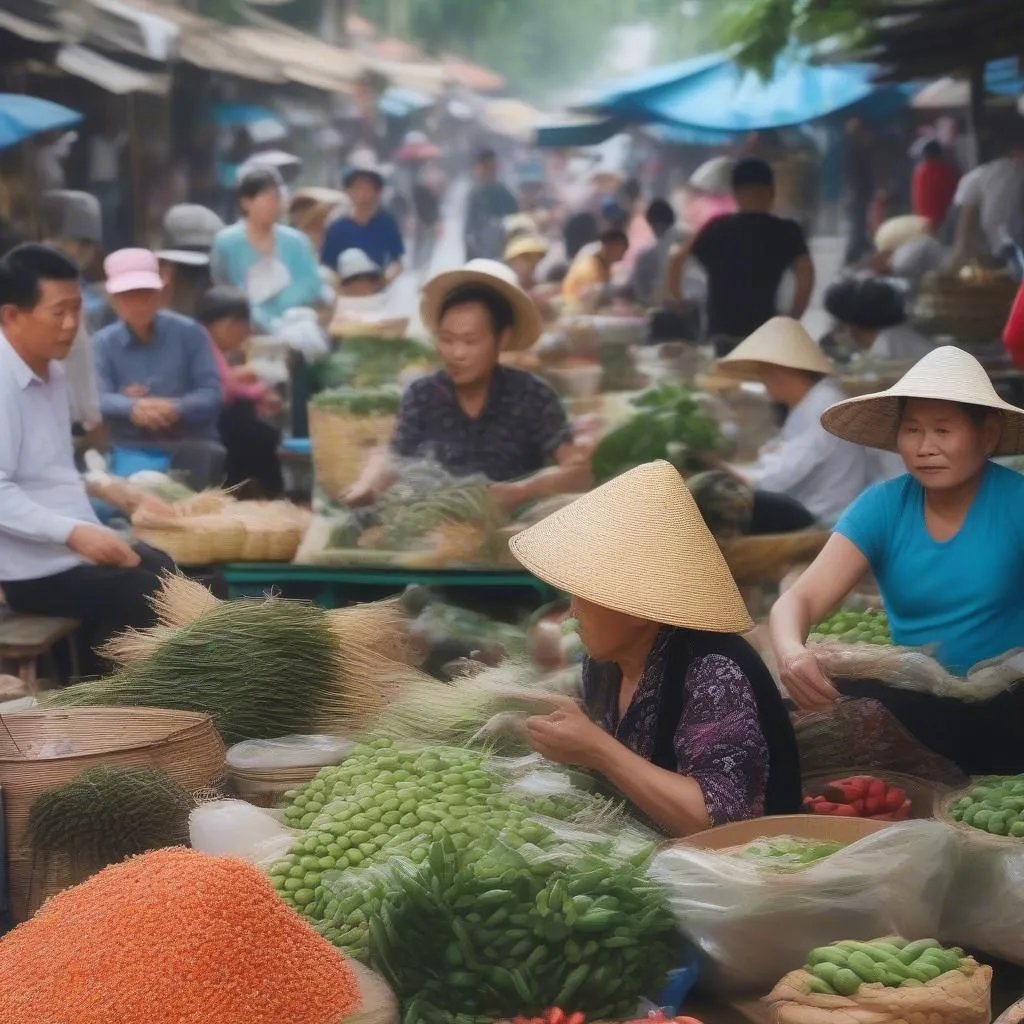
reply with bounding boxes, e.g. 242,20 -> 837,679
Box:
792,697 -> 967,786
940,826 -> 1024,966
648,820 -> 958,995
270,307 -> 329,361
188,799 -> 296,865
811,640 -> 1024,702
226,734 -> 355,772
765,958 -> 992,1024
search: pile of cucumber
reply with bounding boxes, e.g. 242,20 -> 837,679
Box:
804,939 -> 970,996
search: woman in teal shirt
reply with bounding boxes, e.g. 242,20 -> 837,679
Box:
209,167 -> 323,332
771,345 -> 1024,774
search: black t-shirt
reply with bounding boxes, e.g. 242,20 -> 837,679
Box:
692,212 -> 809,339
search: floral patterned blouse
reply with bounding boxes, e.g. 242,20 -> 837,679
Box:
581,626 -> 770,826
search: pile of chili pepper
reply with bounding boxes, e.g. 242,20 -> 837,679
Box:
803,775 -> 912,821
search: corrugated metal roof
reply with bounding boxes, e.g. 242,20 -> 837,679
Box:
56,43 -> 170,94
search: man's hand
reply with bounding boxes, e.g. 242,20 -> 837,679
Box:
489,479 -> 529,513
342,481 -> 377,507
67,524 -> 141,567
130,398 -> 180,430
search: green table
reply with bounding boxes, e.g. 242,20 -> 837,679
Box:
222,563 -> 556,608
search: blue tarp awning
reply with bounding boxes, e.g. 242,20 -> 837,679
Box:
535,118 -> 625,148
0,94 -> 81,150
579,54 -> 907,133
987,58 -> 1024,97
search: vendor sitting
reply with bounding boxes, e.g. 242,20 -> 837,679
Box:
561,228 -> 628,312
771,346 -> 1024,775
510,460 -> 802,836
504,234 -> 558,318
0,244 -> 174,678
823,275 -> 933,363
711,317 -> 884,526
156,203 -> 225,319
345,259 -> 591,510
93,248 -> 225,490
334,248 -> 387,315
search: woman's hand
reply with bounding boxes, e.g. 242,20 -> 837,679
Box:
525,694 -> 612,770
779,647 -> 841,709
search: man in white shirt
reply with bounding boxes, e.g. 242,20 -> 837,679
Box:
951,133 -> 1024,262
0,244 -> 173,677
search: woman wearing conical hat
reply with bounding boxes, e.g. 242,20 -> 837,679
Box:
771,346 -> 1024,774
510,461 -> 802,836
712,316 -> 890,525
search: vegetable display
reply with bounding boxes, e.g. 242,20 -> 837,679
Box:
310,384 -> 402,417
803,776 -> 912,821
810,609 -> 892,645
948,776 -> 1024,837
590,384 -> 722,484
0,848 -> 361,1024
313,337 -> 437,390
731,836 -> 843,869
801,938 -> 973,996
355,833 -> 677,1022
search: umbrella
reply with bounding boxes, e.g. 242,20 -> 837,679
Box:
0,94 -> 82,151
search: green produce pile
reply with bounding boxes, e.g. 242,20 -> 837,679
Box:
948,776 -> 1024,837
732,835 -> 843,870
313,337 -> 437,390
269,738 -> 604,957
310,385 -> 402,417
591,383 -> 722,484
803,938 -> 971,997
27,765 -> 192,882
811,608 -> 892,645
404,586 -> 528,661
349,833 -> 677,1022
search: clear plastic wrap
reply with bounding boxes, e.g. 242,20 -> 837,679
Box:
188,799 -> 296,864
648,820 -> 958,995
226,734 -> 355,771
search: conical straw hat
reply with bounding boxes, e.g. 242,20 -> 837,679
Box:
821,345 -> 1024,454
714,317 -> 835,381
508,460 -> 753,633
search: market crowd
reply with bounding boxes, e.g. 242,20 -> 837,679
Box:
2,123 -> 1024,839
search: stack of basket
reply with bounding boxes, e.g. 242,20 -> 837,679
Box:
0,707 -> 225,922
912,267 -> 1018,348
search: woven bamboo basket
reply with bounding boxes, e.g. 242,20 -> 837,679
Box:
309,405 -> 396,501
132,511 -> 246,565
230,502 -> 309,562
912,270 -> 1018,347
720,530 -> 831,586
228,764 -> 323,807
0,707 -> 225,922
802,768 -> 946,820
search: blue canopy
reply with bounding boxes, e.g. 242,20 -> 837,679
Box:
536,118 -> 625,148
987,58 -> 1024,97
210,104 -> 282,128
583,54 -> 907,132
0,94 -> 81,150
579,53 -> 725,111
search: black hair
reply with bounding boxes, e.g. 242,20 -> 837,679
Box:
824,275 -> 907,331
438,283 -> 514,339
196,285 -> 251,326
0,243 -> 78,309
563,212 -> 599,261
922,139 -> 944,160
237,167 -> 282,202
731,157 -> 774,191
645,198 -> 676,233
475,148 -> 497,165
544,261 -> 569,285
600,227 -> 629,248
621,177 -> 642,203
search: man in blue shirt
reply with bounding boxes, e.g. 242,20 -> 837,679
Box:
93,248 -> 225,489
321,166 -> 404,282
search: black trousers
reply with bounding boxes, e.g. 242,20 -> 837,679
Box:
750,490 -> 816,534
3,543 -> 174,679
219,400 -> 284,498
841,679 -> 1024,776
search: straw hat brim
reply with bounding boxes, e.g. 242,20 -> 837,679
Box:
508,460 -> 753,633
714,316 -> 836,381
822,389 -> 1024,455
421,267 -> 542,352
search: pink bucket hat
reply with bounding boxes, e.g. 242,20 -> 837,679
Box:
104,248 -> 164,294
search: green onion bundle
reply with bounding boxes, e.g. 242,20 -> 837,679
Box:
310,385 -> 402,417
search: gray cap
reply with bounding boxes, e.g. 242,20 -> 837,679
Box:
41,190 -> 102,244
162,204 -> 225,251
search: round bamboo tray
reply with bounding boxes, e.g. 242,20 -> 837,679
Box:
721,530 -> 831,586
912,271 -> 1018,347
802,768 -> 946,820
309,405 -> 396,501
0,707 -> 225,922
230,502 -> 309,562
132,511 -> 246,565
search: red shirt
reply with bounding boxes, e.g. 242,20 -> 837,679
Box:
1003,283 -> 1024,368
912,158 -> 960,228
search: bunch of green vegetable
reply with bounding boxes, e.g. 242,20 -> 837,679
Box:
314,338 -> 437,390
811,608 -> 891,645
732,835 -> 843,870
269,738 -> 608,957
348,834 -> 677,1022
803,938 -> 971,997
27,765 -> 192,881
948,776 -> 1024,837
311,385 -> 402,417
591,383 -> 722,484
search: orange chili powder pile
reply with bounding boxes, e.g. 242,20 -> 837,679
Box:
0,847 -> 362,1024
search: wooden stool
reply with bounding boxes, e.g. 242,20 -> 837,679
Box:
0,613 -> 81,694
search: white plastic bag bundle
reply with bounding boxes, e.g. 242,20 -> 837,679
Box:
226,734 -> 355,772
648,820 -> 958,995
189,799 -> 296,865
270,307 -> 329,361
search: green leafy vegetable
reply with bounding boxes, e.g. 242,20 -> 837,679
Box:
311,385 -> 402,417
